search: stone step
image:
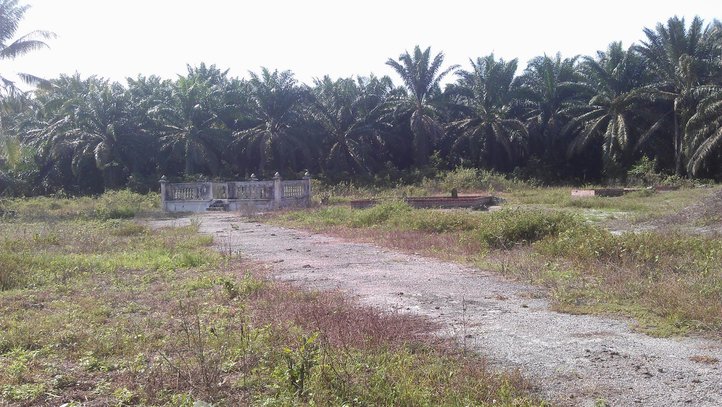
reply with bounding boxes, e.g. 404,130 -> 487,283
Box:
206,200 -> 228,211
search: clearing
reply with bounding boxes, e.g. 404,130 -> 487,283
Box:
153,213 -> 722,407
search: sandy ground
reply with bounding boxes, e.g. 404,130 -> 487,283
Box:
151,213 -> 722,407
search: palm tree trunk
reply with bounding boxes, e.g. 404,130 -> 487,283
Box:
185,139 -> 193,175
673,101 -> 683,176
259,138 -> 268,176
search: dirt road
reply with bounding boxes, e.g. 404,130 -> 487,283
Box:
155,213 -> 722,406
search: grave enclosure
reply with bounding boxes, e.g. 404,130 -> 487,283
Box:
160,172 -> 311,212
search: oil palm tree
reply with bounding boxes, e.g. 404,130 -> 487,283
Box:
565,42 -> 650,175
386,46 -> 458,166
25,75 -> 137,190
446,55 -> 527,169
152,65 -> 230,177
635,16 -> 722,175
232,68 -> 308,175
684,87 -> 722,176
308,76 -> 390,177
0,0 -> 54,189
515,53 -> 589,160
0,92 -> 28,169
0,0 -> 55,96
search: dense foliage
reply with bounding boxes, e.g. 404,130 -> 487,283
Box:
1,8 -> 722,194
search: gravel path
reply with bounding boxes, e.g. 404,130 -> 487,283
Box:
153,213 -> 722,406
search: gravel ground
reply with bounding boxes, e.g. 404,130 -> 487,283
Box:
151,213 -> 722,407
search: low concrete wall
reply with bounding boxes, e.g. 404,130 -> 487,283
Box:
350,195 -> 497,210
571,188 -> 642,197
164,200 -> 214,212
160,173 -> 311,212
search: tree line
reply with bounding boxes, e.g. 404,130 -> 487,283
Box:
1,13 -> 722,195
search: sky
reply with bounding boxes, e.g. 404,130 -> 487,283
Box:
4,0 -> 721,87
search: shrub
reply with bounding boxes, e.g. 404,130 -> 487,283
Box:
627,156 -> 661,186
95,190 -> 159,219
422,168 -> 525,194
477,210 -> 582,249
0,190 -> 159,221
537,226 -> 722,267
351,201 -> 412,227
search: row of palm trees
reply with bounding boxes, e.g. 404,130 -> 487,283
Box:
2,14 -> 722,195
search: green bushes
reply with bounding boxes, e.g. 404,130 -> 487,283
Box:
282,203 -> 582,247
2,190 -> 159,221
311,168 -> 531,204
351,200 -> 413,227
477,210 -> 582,249
94,190 -> 159,219
536,226 -> 722,268
423,168 -> 526,193
283,201 -> 479,233
533,226 -> 722,334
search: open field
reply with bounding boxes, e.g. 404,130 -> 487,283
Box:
0,194 -> 540,406
275,184 -> 722,337
175,213 -> 722,406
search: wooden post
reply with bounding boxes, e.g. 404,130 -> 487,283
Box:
159,175 -> 168,211
273,172 -> 282,208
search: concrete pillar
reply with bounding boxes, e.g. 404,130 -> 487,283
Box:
249,173 -> 258,199
206,181 -> 213,200
159,175 -> 168,211
273,172 -> 282,208
303,170 -> 311,207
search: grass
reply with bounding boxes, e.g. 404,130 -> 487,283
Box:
0,190 -> 161,221
504,185 -> 718,223
0,193 -> 542,406
275,198 -> 722,337
312,167 -> 719,227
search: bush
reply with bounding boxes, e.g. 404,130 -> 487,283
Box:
351,201 -> 412,227
422,168 -> 525,194
477,210 -> 582,249
94,190 -> 159,219
536,226 -> 722,267
2,190 -> 160,221
627,157 -> 662,186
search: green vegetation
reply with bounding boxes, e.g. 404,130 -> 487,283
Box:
3,3 -> 722,195
277,195 -> 722,337
1,190 -> 160,221
534,226 -> 722,335
284,201 -> 578,246
507,185 -> 713,218
0,194 -> 542,405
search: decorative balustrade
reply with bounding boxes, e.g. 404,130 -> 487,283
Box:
159,173 -> 311,212
282,181 -> 307,198
167,183 -> 211,201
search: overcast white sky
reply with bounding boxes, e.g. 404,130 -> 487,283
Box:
4,0 -> 720,87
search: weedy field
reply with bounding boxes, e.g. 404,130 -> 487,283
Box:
0,192 -> 541,406
277,174 -> 722,338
